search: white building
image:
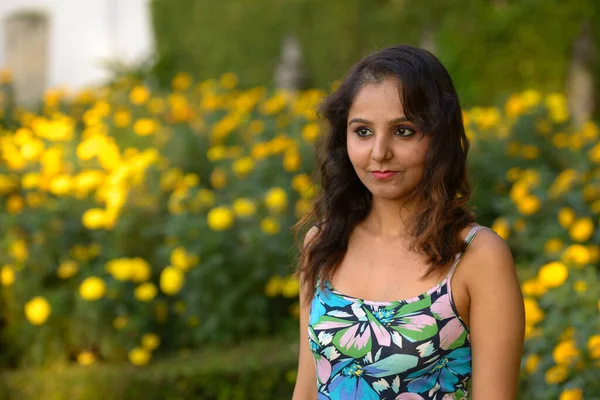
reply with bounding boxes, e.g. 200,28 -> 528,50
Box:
0,0 -> 154,96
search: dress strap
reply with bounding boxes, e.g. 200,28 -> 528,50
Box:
447,225 -> 488,277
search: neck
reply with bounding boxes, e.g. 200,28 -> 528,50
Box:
360,196 -> 419,240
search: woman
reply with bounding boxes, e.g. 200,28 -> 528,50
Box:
292,45 -> 525,399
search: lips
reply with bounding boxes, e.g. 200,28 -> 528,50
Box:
371,170 -> 398,180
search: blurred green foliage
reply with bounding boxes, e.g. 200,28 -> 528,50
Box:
150,0 -> 600,108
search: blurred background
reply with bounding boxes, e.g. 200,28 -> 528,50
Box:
0,0 -> 599,399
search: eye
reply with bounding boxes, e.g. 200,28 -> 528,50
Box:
395,126 -> 416,137
354,127 -> 372,137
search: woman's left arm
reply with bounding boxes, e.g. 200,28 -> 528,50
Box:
468,230 -> 525,399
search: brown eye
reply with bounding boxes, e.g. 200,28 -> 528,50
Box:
355,127 -> 372,137
395,127 -> 416,137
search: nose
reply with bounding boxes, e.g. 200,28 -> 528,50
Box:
370,133 -> 393,162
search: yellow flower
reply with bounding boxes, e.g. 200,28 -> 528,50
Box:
232,198 -> 256,218
207,146 -> 227,162
113,109 -> 131,128
77,351 -> 96,366
210,168 -> 228,189
573,280 -> 587,293
281,276 -> 299,298
521,278 -> 547,297
248,120 -> 264,135
265,275 -> 284,297
558,207 -> 576,228
134,282 -> 158,302
79,276 -> 107,301
57,260 -> 79,279
160,266 -> 184,295
207,206 -> 234,231
491,218 -> 510,239
141,333 -> 161,351
129,86 -> 150,105
1,265 -> 16,286
523,297 -> 544,326
520,145 -> 540,160
82,208 -> 108,230
130,258 -> 152,282
129,347 -> 151,366
537,261 -> 568,288
170,247 -> 197,271
545,364 -> 568,384
561,244 -> 591,266
301,122 -> 320,144
24,296 -> 51,325
283,149 -> 301,172
6,195 -> 24,214
133,118 -> 158,136
559,388 -> 583,400
544,238 -> 564,254
569,217 -> 594,242
524,354 -> 540,374
553,339 -> 580,366
265,187 -> 288,213
172,72 -> 193,91
261,217 -> 280,235
587,334 -> 600,359
9,239 -> 28,262
516,195 -> 541,215
191,189 -> 215,211
219,72 -> 238,89
232,156 -> 255,179
295,198 -> 313,218
113,315 -> 128,330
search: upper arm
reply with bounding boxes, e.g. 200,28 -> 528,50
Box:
292,226 -> 319,400
467,229 -> 525,399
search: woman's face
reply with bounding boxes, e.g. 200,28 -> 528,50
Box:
346,77 -> 430,202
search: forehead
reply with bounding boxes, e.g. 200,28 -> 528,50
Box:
348,78 -> 405,118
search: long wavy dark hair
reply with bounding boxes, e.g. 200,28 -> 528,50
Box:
293,44 -> 475,305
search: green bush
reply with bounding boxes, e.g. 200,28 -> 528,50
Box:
0,335 -> 297,400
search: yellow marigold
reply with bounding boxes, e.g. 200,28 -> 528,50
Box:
172,72 -> 192,91
558,207 -> 576,228
133,118 -> 158,136
129,86 -> 150,105
265,187 -> 288,213
24,296 -> 51,325
113,109 -> 131,128
170,247 -> 197,271
1,265 -> 16,286
569,217 -> 594,242
82,208 -> 108,230
545,364 -> 568,385
10,239 -> 28,262
191,189 -> 215,211
561,244 -> 591,267
283,149 -> 301,172
516,195 -> 540,215
79,276 -> 106,301
57,260 -> 79,279
281,276 -> 299,298
232,156 -> 255,179
219,72 -> 238,89
302,122 -> 320,144
523,297 -> 544,326
544,238 -> 564,254
573,280 -> 587,293
490,217 -> 510,240
588,334 -> 600,359
524,354 -> 540,374
553,339 -> 581,366
295,198 -> 313,218
48,174 -> 72,196
261,217 -> 280,236
134,282 -> 157,302
559,388 -> 583,400
210,168 -> 227,189
537,261 -> 568,288
521,145 -> 540,160
160,266 -> 184,295
77,351 -> 96,366
113,315 -> 128,330
521,278 -> 547,297
232,198 -> 256,218
207,206 -> 234,231
129,347 -> 151,366
6,195 -> 24,214
265,275 -> 284,297
141,333 -> 161,351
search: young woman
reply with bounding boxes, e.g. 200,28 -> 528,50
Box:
292,45 -> 525,400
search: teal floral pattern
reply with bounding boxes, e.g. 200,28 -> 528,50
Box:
308,226 -> 486,400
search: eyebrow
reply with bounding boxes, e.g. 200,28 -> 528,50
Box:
348,117 -> 411,125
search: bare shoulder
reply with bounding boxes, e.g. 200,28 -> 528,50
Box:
462,225 -> 520,299
303,224 -> 321,248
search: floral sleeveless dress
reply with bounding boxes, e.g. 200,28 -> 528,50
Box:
308,225 -> 488,400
